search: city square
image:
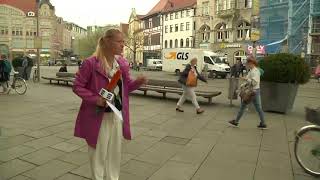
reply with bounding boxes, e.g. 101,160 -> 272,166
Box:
1,0 -> 320,179
0,66 -> 319,180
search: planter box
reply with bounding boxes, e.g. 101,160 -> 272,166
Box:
260,82 -> 299,114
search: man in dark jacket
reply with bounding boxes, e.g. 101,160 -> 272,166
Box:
0,54 -> 12,93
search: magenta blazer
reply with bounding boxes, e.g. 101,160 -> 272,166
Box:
73,56 -> 142,148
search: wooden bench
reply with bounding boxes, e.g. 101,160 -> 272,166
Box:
136,79 -> 222,104
41,72 -> 75,85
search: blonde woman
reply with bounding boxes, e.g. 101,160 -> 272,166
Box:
176,58 -> 207,114
73,29 -> 147,180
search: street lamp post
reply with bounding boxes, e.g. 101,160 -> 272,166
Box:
35,1 -> 41,82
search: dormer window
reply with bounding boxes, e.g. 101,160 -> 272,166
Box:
27,12 -> 35,17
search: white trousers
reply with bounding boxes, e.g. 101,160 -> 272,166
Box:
177,84 -> 200,109
88,112 -> 122,180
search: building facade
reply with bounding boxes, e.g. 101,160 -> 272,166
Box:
195,0 -> 258,64
125,8 -> 144,65
309,0 -> 320,66
162,0 -> 196,50
0,0 -> 38,58
141,0 -> 167,65
0,0 -> 86,61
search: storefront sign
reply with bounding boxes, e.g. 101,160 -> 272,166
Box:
220,43 -> 241,48
247,45 -> 265,55
251,28 -> 261,41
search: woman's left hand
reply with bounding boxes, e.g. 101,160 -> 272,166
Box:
136,75 -> 148,85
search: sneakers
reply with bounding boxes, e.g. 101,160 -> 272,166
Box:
175,107 -> 184,112
257,123 -> 268,130
228,120 -> 268,129
196,109 -> 204,114
228,120 -> 239,127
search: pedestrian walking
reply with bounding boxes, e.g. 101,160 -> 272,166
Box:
0,54 -> 11,93
228,56 -> 267,129
72,29 -> 147,180
230,59 -> 243,78
176,57 -> 207,114
22,56 -> 28,80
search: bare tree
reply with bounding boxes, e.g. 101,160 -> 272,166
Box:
125,31 -> 144,66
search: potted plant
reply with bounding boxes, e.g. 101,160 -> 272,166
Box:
259,53 -> 311,113
12,56 -> 34,79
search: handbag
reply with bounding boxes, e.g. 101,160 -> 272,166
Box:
239,81 -> 256,104
186,70 -> 197,87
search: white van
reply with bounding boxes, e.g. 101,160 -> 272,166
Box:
146,59 -> 162,70
162,48 -> 230,78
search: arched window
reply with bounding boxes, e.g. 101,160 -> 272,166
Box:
180,39 -> 184,47
170,40 -> 173,48
165,40 -> 168,48
199,24 -> 211,42
175,39 -> 178,48
215,23 -> 229,42
186,38 -> 190,47
237,21 -> 251,40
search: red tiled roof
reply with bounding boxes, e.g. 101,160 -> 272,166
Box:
162,0 -> 196,13
146,0 -> 168,16
0,0 -> 37,14
145,0 -> 196,17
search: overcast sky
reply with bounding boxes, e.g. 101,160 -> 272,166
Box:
50,0 -> 159,28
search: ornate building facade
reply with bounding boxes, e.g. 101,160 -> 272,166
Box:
0,0 -> 86,61
195,0 -> 260,64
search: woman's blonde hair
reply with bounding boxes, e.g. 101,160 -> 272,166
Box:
93,29 -> 122,72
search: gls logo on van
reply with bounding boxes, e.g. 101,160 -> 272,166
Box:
165,52 -> 189,60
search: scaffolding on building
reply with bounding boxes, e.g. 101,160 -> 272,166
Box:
260,0 -> 319,56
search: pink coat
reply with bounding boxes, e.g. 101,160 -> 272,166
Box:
73,56 -> 142,148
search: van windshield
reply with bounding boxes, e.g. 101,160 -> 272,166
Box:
211,56 -> 223,64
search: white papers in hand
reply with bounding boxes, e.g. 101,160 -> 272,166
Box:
106,101 -> 123,123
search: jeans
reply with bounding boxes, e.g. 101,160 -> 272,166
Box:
235,89 -> 265,124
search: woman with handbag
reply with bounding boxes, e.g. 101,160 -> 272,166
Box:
176,58 -> 207,114
228,57 -> 267,129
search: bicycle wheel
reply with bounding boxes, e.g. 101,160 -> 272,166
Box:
294,125 -> 320,177
13,77 -> 27,95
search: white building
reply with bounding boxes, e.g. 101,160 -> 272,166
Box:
162,0 -> 196,49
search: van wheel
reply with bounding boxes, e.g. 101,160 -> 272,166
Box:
175,69 -> 180,76
220,74 -> 227,79
208,71 -> 216,79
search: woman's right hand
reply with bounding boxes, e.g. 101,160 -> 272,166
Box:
96,97 -> 107,107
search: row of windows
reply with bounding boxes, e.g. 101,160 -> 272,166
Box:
0,6 -> 24,16
200,29 -> 251,42
164,9 -> 192,21
1,29 -> 37,36
164,22 -> 192,33
164,38 -> 192,48
200,0 -> 253,15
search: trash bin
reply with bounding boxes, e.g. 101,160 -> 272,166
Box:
228,77 -> 239,105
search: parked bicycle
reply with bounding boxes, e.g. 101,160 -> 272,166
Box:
32,66 -> 39,82
294,107 -> 320,177
3,71 -> 28,95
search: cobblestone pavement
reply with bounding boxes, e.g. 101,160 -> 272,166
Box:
0,66 -> 319,180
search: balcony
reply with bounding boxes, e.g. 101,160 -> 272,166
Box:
311,43 -> 320,55
216,8 -> 237,18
